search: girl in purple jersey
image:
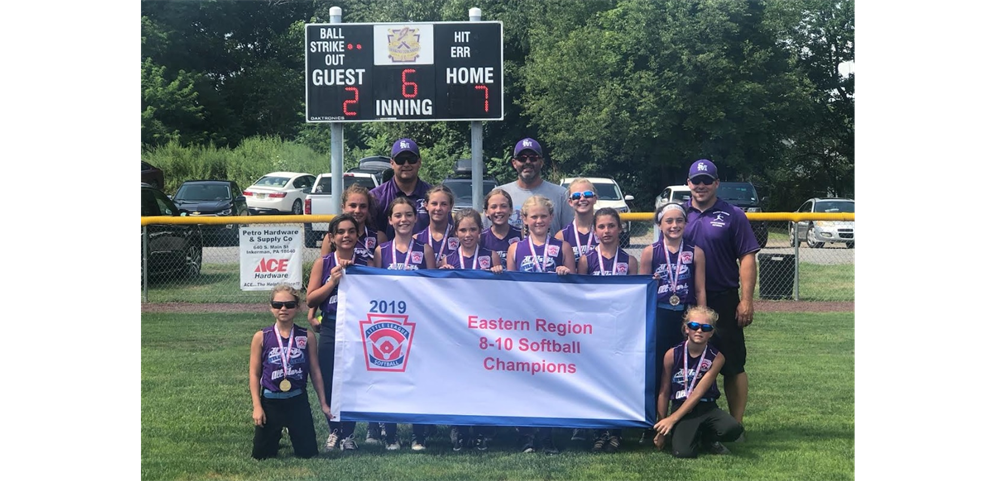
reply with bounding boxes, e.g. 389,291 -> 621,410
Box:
506,195 -> 573,455
305,214 -> 369,452
653,306 -> 743,457
556,178 -> 599,265
439,208 -> 503,273
575,207 -> 638,452
372,197 -> 435,451
415,185 -> 458,266
249,284 -> 331,459
507,195 -> 576,275
638,202 -> 706,444
480,188 -> 522,265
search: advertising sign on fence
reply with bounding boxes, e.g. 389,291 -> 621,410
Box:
330,266 -> 657,428
239,225 -> 303,291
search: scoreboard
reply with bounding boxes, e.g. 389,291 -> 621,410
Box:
305,22 -> 503,122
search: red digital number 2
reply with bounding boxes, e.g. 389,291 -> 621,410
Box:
475,85 -> 489,112
343,87 -> 359,116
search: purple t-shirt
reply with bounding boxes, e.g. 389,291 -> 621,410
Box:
480,225 -> 522,265
684,198 -> 760,291
258,324 -> 311,393
650,240 -> 698,307
378,238 -> 430,270
318,252 -> 370,319
415,223 -> 458,265
444,245 -> 496,270
668,341 -> 721,403
559,221 -> 599,263
370,178 -> 432,240
356,225 -> 379,261
583,247 -> 630,276
512,236 -> 566,273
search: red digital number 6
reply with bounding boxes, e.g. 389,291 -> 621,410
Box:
402,69 -> 418,98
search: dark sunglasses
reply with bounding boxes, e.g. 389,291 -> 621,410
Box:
569,191 -> 596,201
515,154 -> 541,164
689,176 -> 715,186
393,156 -> 419,165
687,321 -> 714,332
271,300 -> 298,310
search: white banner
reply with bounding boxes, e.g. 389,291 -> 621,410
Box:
331,266 -> 657,428
239,225 -> 303,291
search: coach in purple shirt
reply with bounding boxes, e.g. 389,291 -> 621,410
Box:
370,138 -> 432,240
682,159 -> 759,439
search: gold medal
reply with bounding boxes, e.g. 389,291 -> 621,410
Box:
670,295 -> 681,306
279,379 -> 292,392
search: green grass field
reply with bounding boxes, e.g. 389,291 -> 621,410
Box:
141,310 -> 854,480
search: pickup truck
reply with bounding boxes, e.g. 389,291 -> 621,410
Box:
303,171 -> 379,247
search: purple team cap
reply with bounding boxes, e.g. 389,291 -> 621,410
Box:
514,137 -> 543,157
391,138 -> 420,158
688,159 -> 717,180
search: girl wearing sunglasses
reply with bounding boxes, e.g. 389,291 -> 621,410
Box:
639,202 -> 706,444
556,178 -> 600,265
653,306 -> 744,457
305,214 -> 369,452
372,197 -> 436,452
249,284 -> 332,459
575,207 -> 639,453
481,188 -> 522,266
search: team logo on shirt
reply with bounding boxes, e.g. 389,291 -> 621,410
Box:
360,314 -> 416,372
295,335 -> 307,349
447,237 -> 460,251
616,263 -> 628,275
411,251 -> 424,265
478,256 -> 491,269
365,238 -> 377,250
546,245 -> 560,257
681,252 -> 693,264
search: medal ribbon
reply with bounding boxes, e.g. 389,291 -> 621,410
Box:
392,238 -> 414,270
528,235 -> 551,273
682,340 -> 705,399
665,240 -> 684,297
598,244 -> 620,275
573,220 -> 594,257
459,244 -> 479,270
432,224 -> 452,263
274,324 -> 294,381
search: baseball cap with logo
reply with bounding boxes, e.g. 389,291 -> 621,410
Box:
514,137 -> 543,157
391,138 -> 420,159
688,159 -> 717,180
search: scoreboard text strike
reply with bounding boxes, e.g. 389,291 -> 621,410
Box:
305,22 -> 503,122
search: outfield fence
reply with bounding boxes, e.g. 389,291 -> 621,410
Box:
140,212 -> 854,304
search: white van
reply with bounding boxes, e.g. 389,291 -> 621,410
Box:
559,176 -> 634,247
652,185 -> 692,242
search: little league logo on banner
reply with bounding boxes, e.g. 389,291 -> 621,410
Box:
238,225 -> 303,291
331,266 -> 657,428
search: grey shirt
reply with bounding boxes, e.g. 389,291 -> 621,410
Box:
496,180 -> 574,235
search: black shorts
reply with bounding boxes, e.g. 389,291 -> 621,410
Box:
706,289 -> 746,376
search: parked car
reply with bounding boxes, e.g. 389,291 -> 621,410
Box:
559,176 -> 634,247
303,171 -> 381,247
171,180 -> 248,245
791,198 -> 855,248
441,158 -> 498,212
141,182 -> 203,278
348,156 -> 394,185
243,172 -> 316,215
714,181 -> 768,248
141,161 -> 164,189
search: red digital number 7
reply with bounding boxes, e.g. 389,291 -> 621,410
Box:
475,85 -> 489,112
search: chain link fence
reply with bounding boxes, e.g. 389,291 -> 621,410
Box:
140,214 -> 854,304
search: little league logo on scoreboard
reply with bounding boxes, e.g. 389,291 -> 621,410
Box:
360,314 -> 416,371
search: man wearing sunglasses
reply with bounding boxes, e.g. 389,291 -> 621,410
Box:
370,138 -> 433,240
681,159 -> 759,435
496,137 -> 573,235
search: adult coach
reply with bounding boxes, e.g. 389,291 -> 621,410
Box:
682,159 -> 759,430
497,138 -> 573,235
370,138 -> 432,240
